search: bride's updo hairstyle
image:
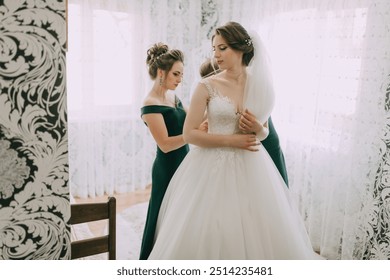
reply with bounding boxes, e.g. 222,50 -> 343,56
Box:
146,42 -> 184,80
213,21 -> 254,66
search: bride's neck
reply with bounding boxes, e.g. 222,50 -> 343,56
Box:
224,67 -> 247,84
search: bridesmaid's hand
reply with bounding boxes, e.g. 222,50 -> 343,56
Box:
238,109 -> 262,134
198,120 -> 208,132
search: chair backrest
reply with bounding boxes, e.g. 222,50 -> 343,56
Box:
70,196 -> 116,260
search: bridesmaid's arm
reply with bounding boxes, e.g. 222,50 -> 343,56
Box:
183,83 -> 259,151
142,114 -> 186,153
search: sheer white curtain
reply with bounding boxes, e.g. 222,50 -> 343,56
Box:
231,0 -> 390,259
174,0 -> 390,259
66,0 -> 390,259
67,0 -> 206,199
67,0 -> 155,198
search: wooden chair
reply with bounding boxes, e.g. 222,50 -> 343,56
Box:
70,196 -> 116,260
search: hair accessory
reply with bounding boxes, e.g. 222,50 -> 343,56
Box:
153,54 -> 162,63
153,51 -> 168,65
244,38 -> 252,46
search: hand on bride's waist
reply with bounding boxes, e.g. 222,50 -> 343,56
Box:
226,133 -> 260,152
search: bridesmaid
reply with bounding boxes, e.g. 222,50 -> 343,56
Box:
199,58 -> 289,186
140,43 -> 207,259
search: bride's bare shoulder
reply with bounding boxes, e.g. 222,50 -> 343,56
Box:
202,73 -> 224,87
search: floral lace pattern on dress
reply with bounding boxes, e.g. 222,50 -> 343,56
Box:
201,80 -> 240,136
200,80 -> 240,169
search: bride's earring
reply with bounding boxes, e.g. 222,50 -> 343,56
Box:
159,76 -> 163,86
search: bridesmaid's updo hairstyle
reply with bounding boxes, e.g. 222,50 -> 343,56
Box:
199,58 -> 220,78
146,42 -> 184,80
213,21 -> 254,66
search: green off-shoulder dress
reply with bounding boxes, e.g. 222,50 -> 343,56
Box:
262,117 -> 289,186
139,96 -> 189,260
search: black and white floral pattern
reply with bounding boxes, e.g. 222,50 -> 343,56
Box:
0,139 -> 30,199
0,0 -> 68,259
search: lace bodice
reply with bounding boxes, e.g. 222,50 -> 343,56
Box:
202,80 -> 240,135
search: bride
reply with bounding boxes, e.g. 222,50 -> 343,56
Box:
148,21 -> 321,259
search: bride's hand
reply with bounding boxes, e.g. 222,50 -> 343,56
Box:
238,109 -> 269,141
238,109 -> 262,134
229,133 -> 260,152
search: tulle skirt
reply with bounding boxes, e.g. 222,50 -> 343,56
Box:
148,146 -> 320,260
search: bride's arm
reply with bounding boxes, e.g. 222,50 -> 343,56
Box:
183,83 -> 259,151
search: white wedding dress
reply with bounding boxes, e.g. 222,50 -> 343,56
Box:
148,80 -> 320,260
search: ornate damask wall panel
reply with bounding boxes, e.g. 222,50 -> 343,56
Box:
0,0 -> 69,259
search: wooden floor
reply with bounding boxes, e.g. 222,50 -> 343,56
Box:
73,186 -> 151,236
